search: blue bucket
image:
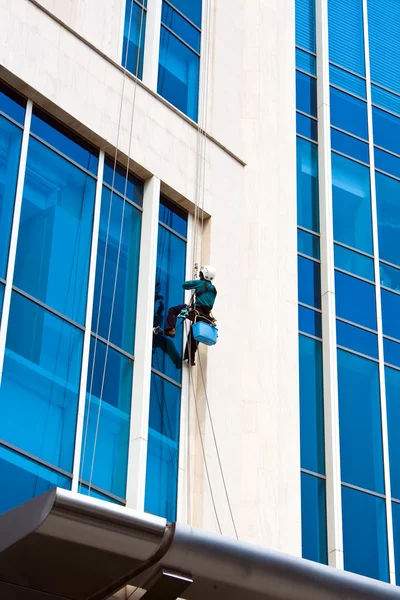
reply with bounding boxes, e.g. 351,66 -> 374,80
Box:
192,322 -> 218,346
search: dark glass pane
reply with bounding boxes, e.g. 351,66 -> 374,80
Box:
376,172 -> 400,267
296,71 -> 317,117
332,152 -> 372,253
373,107 -> 400,156
329,64 -> 366,98
79,485 -> 124,504
386,367 -> 400,499
297,138 -> 319,232
335,271 -> 376,330
159,196 -> 188,237
301,473 -> 327,563
152,225 -> 186,382
103,156 -> 143,207
342,486 -> 389,582
384,337 -> 400,368
296,112 -> 318,140
81,339 -> 133,499
298,229 -> 320,259
298,305 -> 322,338
166,0 -> 202,28
299,335 -> 325,473
0,114 -> 22,279
14,138 -> 96,324
31,109 -> 98,174
122,0 -> 146,79
0,445 -> 70,515
375,147 -> 400,179
162,3 -> 200,52
145,373 -> 180,521
330,87 -> 368,139
334,244 -> 374,281
92,187 -> 141,354
336,320 -> 378,358
331,129 -> 369,163
381,289 -> 400,341
0,283 -> 4,316
296,48 -> 317,76
0,81 -> 25,125
298,256 -> 321,309
392,502 -> 400,584
338,350 -> 384,493
0,293 -> 83,472
380,262 -> 400,292
158,27 -> 200,122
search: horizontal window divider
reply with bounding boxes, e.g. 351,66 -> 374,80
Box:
151,367 -> 183,389
371,102 -> 400,122
0,438 -> 73,479
374,144 -> 400,161
331,148 -> 369,167
341,480 -> 386,499
296,109 -> 318,121
337,344 -> 379,363
297,225 -> 321,237
296,67 -> 317,80
330,83 -> 367,103
392,497 -> 400,505
330,125 -> 369,144
375,167 -> 400,184
159,221 -> 187,242
297,251 -> 320,264
90,333 -> 135,360
29,132 -> 98,180
0,277 -> 6,286
382,333 -> 400,344
333,240 -> 374,259
384,361 -> 400,372
296,133 -> 318,145
300,467 -> 326,479
371,80 -> 400,100
296,45 -> 317,57
0,109 -> 25,131
336,316 -> 377,335
102,182 -> 144,212
160,23 -> 200,57
329,61 -> 367,81
12,286 -> 86,331
132,0 -> 148,12
379,257 -> 400,270
381,285 -> 400,298
298,301 -> 322,313
78,478 -> 127,504
163,0 -> 201,32
298,330 -> 323,342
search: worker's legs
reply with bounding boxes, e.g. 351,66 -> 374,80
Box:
165,304 -> 186,334
184,326 -> 198,365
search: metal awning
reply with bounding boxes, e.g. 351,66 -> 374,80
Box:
0,488 -> 399,600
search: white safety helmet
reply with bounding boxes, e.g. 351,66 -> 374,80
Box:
200,265 -> 216,281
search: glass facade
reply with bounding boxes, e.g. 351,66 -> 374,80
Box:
122,0 -> 147,79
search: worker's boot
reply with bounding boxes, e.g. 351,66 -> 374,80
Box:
164,328 -> 176,338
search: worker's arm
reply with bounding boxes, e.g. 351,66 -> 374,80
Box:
182,279 -> 203,291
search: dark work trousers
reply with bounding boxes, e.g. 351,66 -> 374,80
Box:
165,304 -> 211,364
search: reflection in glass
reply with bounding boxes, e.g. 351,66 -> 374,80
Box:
336,319 -> 378,358
376,172 -> 400,267
301,472 -> 327,564
298,229 -> 320,259
335,271 -> 376,330
122,0 -> 146,79
330,87 -> 368,139
297,138 -> 319,232
296,71 -> 317,117
298,306 -> 322,338
334,244 -> 374,281
298,256 -> 321,309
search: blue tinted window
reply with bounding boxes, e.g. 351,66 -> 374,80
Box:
79,485 -> 124,504
375,148 -> 400,179
30,110 -> 98,174
298,229 -> 320,259
162,4 -> 200,52
342,486 -> 388,581
381,289 -> 400,341
158,27 -> 200,121
14,138 -> 96,324
0,115 -> 22,279
298,256 -> 321,309
372,84 -> 400,116
122,0 -> 146,79
296,71 -> 317,117
337,320 -> 378,358
166,0 -> 202,28
296,48 -> 316,76
335,271 -> 376,329
296,113 -> 318,141
384,338 -> 400,369
328,0 -> 365,75
92,187 -> 141,354
0,82 -> 25,125
295,0 -> 316,52
0,284 -> 4,315
0,445 -> 70,515
331,129 -> 369,163
376,172 -> 400,267
368,0 -> 400,96
386,367 -> 400,499
301,473 -> 327,563
159,196 -> 188,237
334,245 -> 374,281
299,335 -> 324,473
329,64 -> 366,98
330,87 -> 368,139
81,338 -> 133,499
332,153 -> 372,253
297,138 -> 319,232
103,157 -> 143,207
0,293 -> 83,472
373,107 -> 400,156
152,225 -> 186,382
392,502 -> 400,584
380,262 -> 400,293
145,373 -> 180,521
299,306 -> 322,338
338,350 -> 383,492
